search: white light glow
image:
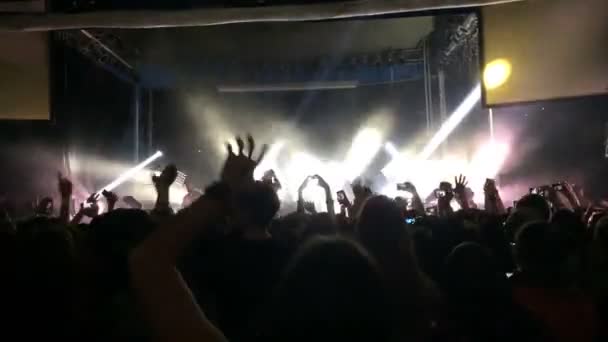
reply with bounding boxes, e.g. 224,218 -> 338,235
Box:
379,184 -> 413,200
284,152 -> 324,200
484,59 -> 512,90
468,140 -> 510,203
381,142 -> 415,181
382,154 -> 470,201
381,139 -> 511,206
254,140 -> 285,180
128,182 -> 189,209
131,169 -> 160,184
169,185 -> 188,205
97,201 -> 106,215
343,128 -> 383,181
384,141 -> 400,158
418,84 -> 481,160
97,151 -> 163,193
301,178 -> 328,212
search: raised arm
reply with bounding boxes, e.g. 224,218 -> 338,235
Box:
454,174 -> 470,211
403,182 -> 425,215
314,174 -> 335,217
102,190 -> 119,212
130,194 -> 229,342
437,181 -> 454,217
152,164 -> 178,215
484,178 -> 505,215
58,173 -> 72,224
70,193 -> 100,225
130,134 -> 266,342
297,176 -> 311,214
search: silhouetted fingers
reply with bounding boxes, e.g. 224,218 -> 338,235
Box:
226,142 -> 235,156
247,134 -> 255,159
236,136 -> 245,155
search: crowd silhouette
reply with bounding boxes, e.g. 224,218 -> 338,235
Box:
0,135 -> 606,341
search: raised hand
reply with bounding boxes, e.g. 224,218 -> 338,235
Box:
58,172 -> 72,199
484,178 -> 505,214
262,169 -> 282,191
221,135 -> 267,188
152,164 -> 178,190
70,194 -> 99,224
454,174 -> 469,210
58,173 -> 72,223
298,176 -> 312,194
401,181 -> 424,215
403,182 -> 418,194
35,197 -> 53,216
152,164 -> 178,213
313,174 -> 336,216
87,192 -> 100,204
80,202 -> 99,218
313,174 -> 330,192
439,181 -> 454,202
484,178 -> 498,196
436,181 -> 454,216
102,189 -> 119,211
262,169 -> 276,181
454,174 -> 468,195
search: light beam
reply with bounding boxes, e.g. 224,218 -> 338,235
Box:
343,127 -> 382,181
418,84 -> 481,160
97,150 -> 163,194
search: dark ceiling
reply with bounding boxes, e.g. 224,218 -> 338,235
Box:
50,0 -> 354,12
117,16 -> 433,64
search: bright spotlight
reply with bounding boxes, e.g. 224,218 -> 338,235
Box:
467,140 -> 510,201
343,128 -> 383,181
418,84 -> 481,160
484,59 -> 512,90
97,151 -> 163,193
283,152 -> 323,200
301,178 -> 323,202
384,142 -> 400,158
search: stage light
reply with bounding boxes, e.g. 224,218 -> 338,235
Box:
468,140 -> 510,203
384,141 -> 400,158
470,140 -> 510,179
97,151 -> 163,193
343,127 -> 382,181
484,59 -> 512,90
283,152 -> 323,200
418,84 -> 481,160
381,142 -> 416,181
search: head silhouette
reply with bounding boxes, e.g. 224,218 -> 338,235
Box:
260,236 -> 393,342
